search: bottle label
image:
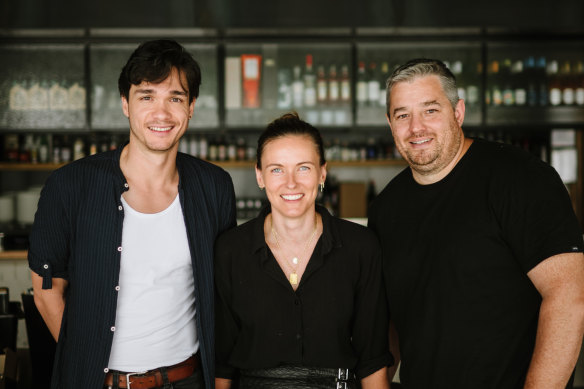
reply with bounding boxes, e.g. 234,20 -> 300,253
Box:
467,86 -> 479,105
368,81 -> 380,104
550,88 -> 562,106
329,81 -> 339,101
341,81 -> 351,101
576,88 -> 584,106
492,89 -> 503,106
562,88 -> 575,105
317,80 -> 327,102
515,89 -> 527,106
304,88 -> 317,107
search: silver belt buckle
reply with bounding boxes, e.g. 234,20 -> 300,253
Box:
336,368 -> 350,389
126,371 -> 148,389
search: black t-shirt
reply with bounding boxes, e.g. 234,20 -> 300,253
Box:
215,205 -> 392,381
368,138 -> 583,389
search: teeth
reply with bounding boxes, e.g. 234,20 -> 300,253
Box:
282,194 -> 303,200
150,126 -> 172,132
411,139 -> 430,144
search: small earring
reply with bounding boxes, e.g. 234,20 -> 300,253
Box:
320,182 -> 324,192
259,186 -> 264,191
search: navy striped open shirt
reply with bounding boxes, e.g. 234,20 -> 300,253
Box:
28,143 -> 236,389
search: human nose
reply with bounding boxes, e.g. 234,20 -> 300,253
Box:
285,172 -> 297,188
152,100 -> 172,119
409,112 -> 425,133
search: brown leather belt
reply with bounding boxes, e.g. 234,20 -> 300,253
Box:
104,354 -> 199,389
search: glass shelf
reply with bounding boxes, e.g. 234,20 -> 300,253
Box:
357,41 -> 483,127
0,44 -> 86,130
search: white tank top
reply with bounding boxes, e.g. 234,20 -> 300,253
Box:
108,194 -> 198,371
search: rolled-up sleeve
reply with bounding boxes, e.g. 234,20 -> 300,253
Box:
28,171 -> 71,289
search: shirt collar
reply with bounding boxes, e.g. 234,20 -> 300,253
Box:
251,203 -> 342,260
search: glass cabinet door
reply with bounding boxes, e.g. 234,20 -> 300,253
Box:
224,42 -> 352,128
486,40 -> 584,125
357,41 -> 483,127
0,44 -> 86,130
90,43 -> 218,131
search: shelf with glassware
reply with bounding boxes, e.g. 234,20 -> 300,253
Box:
484,40 -> 584,126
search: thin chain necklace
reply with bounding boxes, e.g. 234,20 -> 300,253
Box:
271,214 -> 318,286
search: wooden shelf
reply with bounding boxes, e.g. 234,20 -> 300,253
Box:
0,159 -> 407,171
0,250 -> 27,260
0,163 -> 65,171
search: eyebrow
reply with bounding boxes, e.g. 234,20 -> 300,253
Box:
265,161 -> 316,168
134,88 -> 188,96
392,100 -> 441,116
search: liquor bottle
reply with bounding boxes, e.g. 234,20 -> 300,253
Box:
378,62 -> 390,107
328,64 -> 340,105
489,60 -> 502,106
524,57 -> 538,106
60,135 -> 72,163
547,60 -> 561,106
316,65 -> 328,105
340,65 -> 351,104
236,138 -> 246,161
89,134 -> 98,156
501,59 -> 514,106
560,61 -> 574,106
356,61 -> 368,107
38,134 -> 50,163
73,137 -> 85,161
450,60 -> 466,101
276,68 -> 293,110
68,82 -> 87,110
575,60 -> 584,106
188,135 -> 198,157
465,62 -> 481,109
9,79 -> 29,111
303,54 -> 317,108
49,79 -> 69,111
291,65 -> 304,108
199,136 -> 208,160
512,60 -> 527,107
367,62 -> 380,107
28,80 -> 49,111
536,57 -> 548,106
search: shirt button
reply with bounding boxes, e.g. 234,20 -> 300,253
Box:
294,299 -> 300,306
117,247 -> 122,252
296,334 -> 301,340
118,205 -> 123,211
115,286 -> 120,291
104,368 -> 109,373
43,264 -> 49,269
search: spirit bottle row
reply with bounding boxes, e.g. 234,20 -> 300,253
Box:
8,79 -> 86,111
486,58 -> 584,107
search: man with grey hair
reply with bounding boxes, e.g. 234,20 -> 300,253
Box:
368,58 -> 584,388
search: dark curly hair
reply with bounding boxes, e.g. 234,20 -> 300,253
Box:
118,39 -> 201,104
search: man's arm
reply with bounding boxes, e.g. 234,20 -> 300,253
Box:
361,367 -> 390,389
31,271 -> 68,341
524,252 -> 584,388
215,378 -> 231,389
387,320 -> 400,382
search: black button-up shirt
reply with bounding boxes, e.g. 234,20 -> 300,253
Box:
215,205 -> 392,380
28,143 -> 236,389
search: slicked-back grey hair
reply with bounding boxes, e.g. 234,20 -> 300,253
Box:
385,58 -> 459,116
